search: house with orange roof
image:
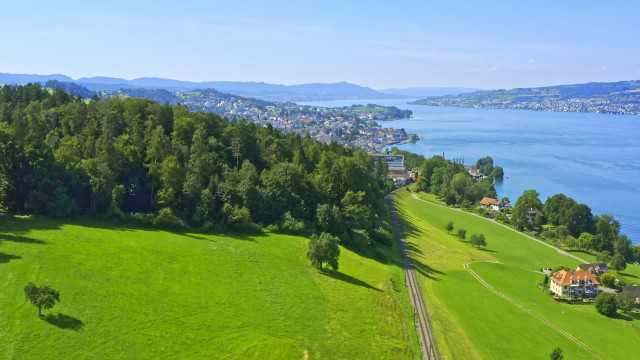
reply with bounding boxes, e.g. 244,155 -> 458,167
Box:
479,197 -> 505,211
550,269 -> 601,299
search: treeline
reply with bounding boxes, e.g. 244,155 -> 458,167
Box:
416,156 -> 497,206
476,156 -> 503,181
0,84 -> 393,247
509,190 -> 639,266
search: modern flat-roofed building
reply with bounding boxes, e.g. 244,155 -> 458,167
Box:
370,154 -> 406,174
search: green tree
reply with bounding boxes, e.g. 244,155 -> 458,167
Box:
471,233 -> 487,248
24,282 -> 60,317
445,221 -> 454,234
600,273 -> 616,288
307,232 -> 340,271
491,166 -> 504,180
594,292 -> 617,316
577,232 -> 595,251
610,253 -> 627,272
597,250 -> 612,264
614,234 -> 633,262
549,347 -> 563,360
512,190 -> 542,231
145,125 -> 170,211
457,228 -> 467,240
616,291 -> 637,313
593,214 -> 620,252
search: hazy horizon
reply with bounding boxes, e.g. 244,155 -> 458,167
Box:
1,1 -> 639,89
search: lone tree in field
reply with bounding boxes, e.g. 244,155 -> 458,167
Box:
457,229 -> 467,240
445,221 -> 454,234
470,233 -> 487,248
550,347 -> 563,360
594,292 -> 617,316
610,253 -> 627,272
24,282 -> 60,317
307,232 -> 340,271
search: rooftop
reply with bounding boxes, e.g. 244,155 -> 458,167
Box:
551,270 -> 600,286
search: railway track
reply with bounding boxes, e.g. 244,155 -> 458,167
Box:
388,195 -> 439,360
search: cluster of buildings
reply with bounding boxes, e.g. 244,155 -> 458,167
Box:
548,262 -> 639,305
370,154 -> 417,186
177,91 -> 417,150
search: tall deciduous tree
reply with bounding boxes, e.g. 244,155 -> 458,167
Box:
307,232 -> 340,271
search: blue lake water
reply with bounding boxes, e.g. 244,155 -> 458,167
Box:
299,99 -> 640,244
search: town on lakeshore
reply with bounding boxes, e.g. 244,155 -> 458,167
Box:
3,2 -> 640,358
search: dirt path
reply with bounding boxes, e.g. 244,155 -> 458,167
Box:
411,193 -> 588,263
388,196 -> 439,360
464,261 -> 603,359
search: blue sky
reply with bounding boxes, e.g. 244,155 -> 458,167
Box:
1,0 -> 639,89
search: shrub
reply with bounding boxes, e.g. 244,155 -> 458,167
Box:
129,212 -> 156,226
495,212 -> 509,223
600,273 -> 616,288
222,203 -> 251,230
280,211 -> 305,234
372,226 -> 393,246
154,207 -> 186,228
594,292 -> 617,316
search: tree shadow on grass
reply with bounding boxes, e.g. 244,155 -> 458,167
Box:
609,311 -> 633,321
478,248 -> 498,253
618,272 -> 639,279
43,313 -> 84,331
411,257 -> 445,281
0,252 -> 22,263
0,234 -> 46,244
321,270 -> 383,292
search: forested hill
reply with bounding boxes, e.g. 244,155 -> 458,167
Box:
0,83 -> 399,248
0,73 -> 393,102
411,80 -> 640,115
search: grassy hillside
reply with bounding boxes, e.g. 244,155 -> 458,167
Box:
0,216 -> 419,359
393,189 -> 640,359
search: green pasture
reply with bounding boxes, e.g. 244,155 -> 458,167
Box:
394,189 -> 640,359
0,215 -> 419,359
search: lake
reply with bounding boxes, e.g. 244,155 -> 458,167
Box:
299,99 -> 640,244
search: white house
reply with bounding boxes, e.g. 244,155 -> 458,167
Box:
550,270 -> 601,299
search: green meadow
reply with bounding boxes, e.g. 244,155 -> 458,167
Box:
394,189 -> 640,359
0,216 -> 419,359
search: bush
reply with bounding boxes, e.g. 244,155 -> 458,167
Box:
222,203 -> 251,230
495,212 -> 509,223
594,292 -> 617,316
129,212 -> 155,225
600,273 -> 616,288
279,211 -> 305,234
153,207 -> 186,228
371,226 -> 393,246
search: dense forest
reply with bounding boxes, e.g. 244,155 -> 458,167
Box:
0,84 -> 394,248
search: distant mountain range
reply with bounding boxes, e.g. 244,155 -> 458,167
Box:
0,72 -> 477,102
411,80 -> 640,116
379,87 -> 480,98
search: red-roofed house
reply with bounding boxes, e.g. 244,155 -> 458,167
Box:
479,197 -> 504,211
550,270 -> 601,299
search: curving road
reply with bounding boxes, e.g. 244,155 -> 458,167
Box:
388,195 -> 439,360
411,193 -> 588,263
464,261 -> 604,359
